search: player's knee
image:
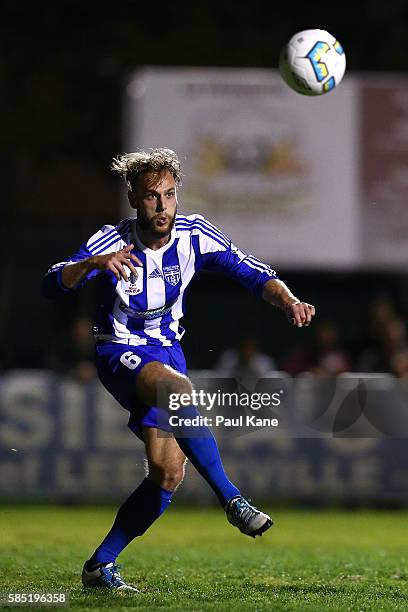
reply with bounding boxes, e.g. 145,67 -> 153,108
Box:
165,373 -> 193,398
149,461 -> 185,491
165,466 -> 185,491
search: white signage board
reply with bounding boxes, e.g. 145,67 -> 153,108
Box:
124,68 -> 360,269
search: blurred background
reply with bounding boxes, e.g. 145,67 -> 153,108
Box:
1,1 -> 408,505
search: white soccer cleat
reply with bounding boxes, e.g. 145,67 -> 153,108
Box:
226,496 -> 273,537
82,562 -> 139,592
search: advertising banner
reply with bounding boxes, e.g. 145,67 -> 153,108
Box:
360,77 -> 408,268
1,372 -> 407,504
125,68 -> 360,268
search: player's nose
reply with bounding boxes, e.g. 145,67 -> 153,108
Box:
156,197 -> 165,211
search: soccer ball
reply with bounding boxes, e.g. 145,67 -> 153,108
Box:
279,29 -> 346,96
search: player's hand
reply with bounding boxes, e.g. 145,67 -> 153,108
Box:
91,244 -> 143,282
285,301 -> 315,328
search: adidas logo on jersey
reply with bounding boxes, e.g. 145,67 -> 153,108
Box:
148,269 -> 163,279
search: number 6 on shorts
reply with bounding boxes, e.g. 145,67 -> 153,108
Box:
120,351 -> 142,370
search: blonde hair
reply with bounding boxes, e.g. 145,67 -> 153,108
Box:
111,148 -> 181,191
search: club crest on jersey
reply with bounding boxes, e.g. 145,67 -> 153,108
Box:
163,265 -> 181,286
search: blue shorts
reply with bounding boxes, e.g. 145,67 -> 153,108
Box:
95,341 -> 188,441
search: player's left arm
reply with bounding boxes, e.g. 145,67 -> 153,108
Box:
262,278 -> 316,328
196,217 -> 315,328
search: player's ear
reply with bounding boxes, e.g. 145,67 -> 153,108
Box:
128,191 -> 137,209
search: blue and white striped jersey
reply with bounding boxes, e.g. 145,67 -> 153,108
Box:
42,214 -> 279,346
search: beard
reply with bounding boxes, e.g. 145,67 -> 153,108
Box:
137,207 -> 177,238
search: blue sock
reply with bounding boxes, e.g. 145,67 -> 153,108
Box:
171,405 -> 240,507
88,477 -> 172,565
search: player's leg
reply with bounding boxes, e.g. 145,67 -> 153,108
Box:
86,429 -> 184,563
135,362 -> 273,537
136,360 -> 242,507
82,428 -> 185,590
136,362 -> 272,536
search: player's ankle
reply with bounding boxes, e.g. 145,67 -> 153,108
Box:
224,494 -> 241,511
85,559 -> 112,572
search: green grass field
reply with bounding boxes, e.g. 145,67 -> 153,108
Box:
0,505 -> 407,611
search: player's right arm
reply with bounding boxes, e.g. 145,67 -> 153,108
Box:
41,222 -> 142,299
61,245 -> 141,288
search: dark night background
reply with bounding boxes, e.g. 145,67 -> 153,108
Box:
1,1 -> 408,370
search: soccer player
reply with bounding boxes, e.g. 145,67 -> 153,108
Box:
42,148 -> 315,592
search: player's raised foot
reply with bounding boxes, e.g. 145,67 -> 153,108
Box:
82,561 -> 139,592
226,496 -> 273,537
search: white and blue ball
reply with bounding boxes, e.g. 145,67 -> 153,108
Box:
279,29 -> 346,96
